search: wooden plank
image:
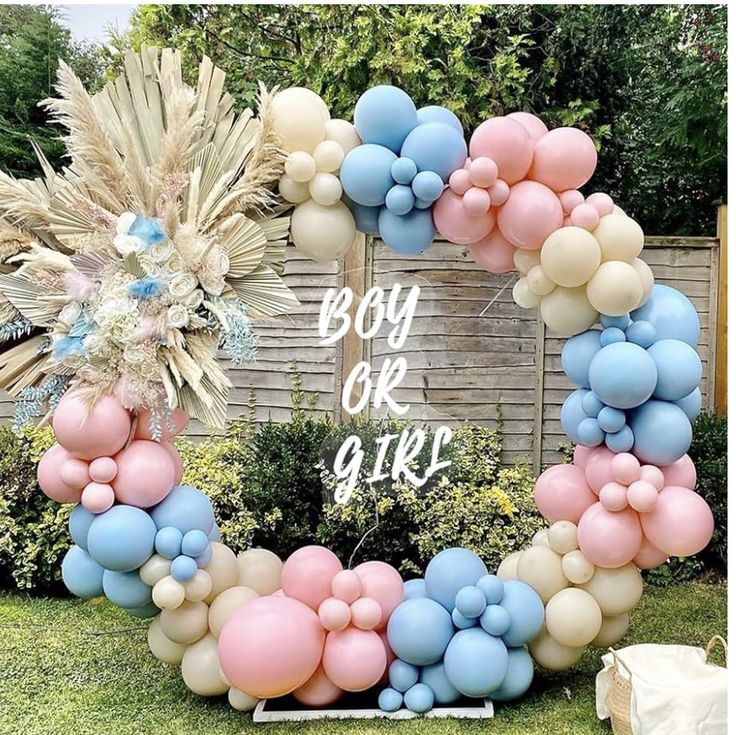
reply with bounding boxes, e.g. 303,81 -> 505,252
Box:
715,204 -> 727,412
532,313 -> 545,476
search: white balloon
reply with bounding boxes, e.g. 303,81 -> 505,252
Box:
181,633 -> 230,696
529,626 -> 585,671
512,277 -> 542,309
497,551 -> 521,580
272,87 -> 327,153
203,542 -> 240,604
284,151 -> 316,183
139,554 -> 171,586
184,569 -> 213,602
591,613 -> 630,648
237,548 -> 283,595
291,200 -> 356,262
586,260 -> 643,316
527,265 -> 555,296
152,575 -> 185,610
147,616 -> 186,665
561,550 -> 594,584
593,214 -> 644,262
309,172 -> 343,206
324,118 -> 361,154
545,588 -> 602,647
513,248 -> 541,275
516,546 -> 569,603
228,687 -> 259,711
630,257 -> 654,307
160,600 -> 210,645
548,520 -> 579,555
313,140 -> 345,172
540,285 -> 598,336
541,226 -> 601,287
532,529 -> 550,547
279,175 -> 310,204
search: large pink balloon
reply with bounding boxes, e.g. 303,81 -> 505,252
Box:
660,454 -> 697,490
433,190 -> 495,245
577,504 -> 642,568
353,561 -> 404,630
37,444 -> 83,503
161,442 -> 183,486
134,407 -> 189,442
633,537 -> 669,570
469,117 -> 534,184
529,127 -> 598,192
639,486 -> 714,557
469,228 -> 516,273
379,630 -> 396,685
281,546 -> 343,611
584,446 -> 617,494
293,665 -> 343,707
505,111 -> 548,143
573,445 -> 594,468
53,392 -> 131,460
497,181 -> 563,249
112,440 -> 176,508
322,627 -> 387,692
218,596 -> 325,698
534,464 -> 597,523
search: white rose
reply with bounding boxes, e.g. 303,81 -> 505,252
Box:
167,304 -> 190,329
58,302 -> 82,327
123,343 -> 147,364
183,289 -> 204,309
114,233 -> 143,256
149,241 -> 175,264
116,212 -> 136,235
169,273 -> 198,299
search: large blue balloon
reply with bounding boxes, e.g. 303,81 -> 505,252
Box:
631,284 -> 700,347
588,343 -> 657,409
387,598 -> 454,665
491,647 -> 535,701
69,504 -> 95,550
150,485 -> 215,534
378,207 -> 435,255
354,85 -> 418,153
404,578 -> 427,599
102,569 -> 152,608
425,547 -> 488,612
561,330 -> 601,388
647,339 -> 702,401
341,144 -> 397,207
630,400 -> 693,465
62,545 -> 104,599
560,388 -> 588,443
87,505 -> 157,572
498,580 -> 545,647
676,387 -> 702,422
400,122 -> 468,181
443,628 -> 509,698
345,197 -> 380,235
417,105 -> 463,134
420,662 -> 461,704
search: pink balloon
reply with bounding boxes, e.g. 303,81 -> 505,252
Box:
497,181 -> 563,249
378,630 -> 396,685
322,627 -> 387,692
639,465 -> 665,491
469,228 -> 516,274
639,486 -> 714,557
282,546 -> 343,611
331,569 -> 363,603
161,442 -> 183,486
350,597 -> 382,630
468,157 -> 498,188
134,407 -> 189,442
599,482 -> 629,512
53,392 -> 131,460
449,168 -> 472,195
611,453 -> 641,486
570,203 -> 600,231
219,596 -> 325,698
81,482 -> 115,514
529,127 -> 598,192
534,464 -> 597,523
586,192 -> 615,216
573,445 -> 594,468
37,444 -> 83,504
661,455 -> 697,490
318,597 -> 351,632
489,180 -> 510,206
469,117 -> 534,184
293,665 -> 343,707
577,504 -> 642,568
584,447 -> 616,493
433,190 -> 495,245
353,561 -> 404,630
60,458 -> 91,489
463,187 -> 492,216
633,537 -> 669,570
558,189 -> 585,214
112,440 -> 176,508
89,456 -> 118,484
627,481 -> 659,513
505,111 -> 549,143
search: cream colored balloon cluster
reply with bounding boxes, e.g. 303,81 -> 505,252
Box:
145,546 -> 283,710
272,87 -> 362,262
497,520 -> 643,671
512,212 -> 655,337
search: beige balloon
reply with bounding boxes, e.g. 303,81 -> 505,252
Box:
160,600 -> 209,645
513,248 -> 541,275
545,588 -> 602,647
541,227 -> 601,287
497,551 -> 522,580
561,550 -> 595,584
313,140 -> 345,173
309,172 -> 343,206
591,613 -> 630,648
631,257 -> 654,307
586,260 -> 643,317
593,215 -> 644,262
228,687 -> 259,712
147,616 -> 186,665
208,585 -> 260,638
612,205 -> 626,217
526,265 -> 555,296
529,626 -> 585,671
291,200 -> 356,262
184,570 -> 213,603
203,542 -> 240,605
272,87 -> 327,153
540,285 -> 598,336
516,546 -> 569,603
181,633 -> 230,697
278,175 -> 310,204
152,575 -> 185,610
139,554 -> 171,586
548,521 -> 579,555
284,151 -> 317,183
579,563 -> 643,616
237,548 -> 283,596
513,277 -> 542,309
532,529 -> 550,547
324,119 -> 361,155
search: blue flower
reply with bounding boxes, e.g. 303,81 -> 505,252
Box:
128,215 -> 167,248
53,336 -> 85,361
128,277 -> 163,299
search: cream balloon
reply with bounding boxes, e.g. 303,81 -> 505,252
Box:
237,548 -> 283,595
591,613 -> 630,648
540,227 -> 601,287
527,265 -> 555,296
545,588 -> 602,647
208,585 -> 259,638
497,551 -> 521,580
284,151 -> 317,183
272,87 -> 327,153
147,616 -> 186,665
291,200 -> 356,262
324,119 -> 361,154
160,600 -> 210,645
309,172 -> 343,206
561,550 -> 595,584
139,554 -> 171,586
279,175 -> 310,204
532,529 -> 550,547
586,260 -> 644,316
631,257 -> 654,307
203,542 -> 240,604
313,140 -> 345,173
513,277 -> 542,309
540,285 -> 599,336
529,626 -> 585,671
513,248 -> 541,275
579,563 -> 643,616
548,521 -> 579,555
593,215 -> 644,262
184,570 -> 213,602
228,687 -> 259,712
515,546 -> 569,603
152,576 -> 185,610
181,633 -> 230,696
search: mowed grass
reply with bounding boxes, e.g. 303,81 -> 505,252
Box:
0,581 -> 726,735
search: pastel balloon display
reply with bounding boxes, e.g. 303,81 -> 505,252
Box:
631,284 -> 700,347
322,627 -> 387,691
353,561 -> 404,629
529,127 -> 597,192
290,199 -> 356,261
469,228 -> 516,273
469,117 -> 534,184
497,181 -> 563,250
87,505 -> 157,572
534,464 -> 597,523
293,665 -> 343,707
37,444 -> 83,503
112,440 -> 176,508
134,407 -> 189,442
281,545 -> 343,611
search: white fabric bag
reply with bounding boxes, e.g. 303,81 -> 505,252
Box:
596,643 -> 727,735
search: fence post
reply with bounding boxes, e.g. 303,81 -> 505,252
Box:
532,313 -> 546,476
715,204 -> 727,413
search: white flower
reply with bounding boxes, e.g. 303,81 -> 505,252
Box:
114,233 -> 143,256
169,273 -> 198,299
123,343 -> 148,364
58,302 -> 82,327
116,212 -> 136,235
183,289 -> 204,309
149,241 -> 175,264
167,304 -> 189,329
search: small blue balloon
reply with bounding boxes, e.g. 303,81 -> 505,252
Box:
62,545 -> 104,599
400,122 -> 468,180
354,85 -> 418,154
404,683 -> 435,714
600,327 -> 626,347
631,284 -> 700,347
87,505 -> 156,572
676,387 -> 702,422
425,548 -> 488,612
597,406 -> 627,433
385,184 -> 415,215
443,628 -> 509,698
150,485 -> 215,535
560,389 -> 588,443
480,604 -> 511,637
182,529 -> 209,557
345,198 -> 381,235
626,320 -> 657,348
69,505 -> 95,551
451,608 -> 476,630
561,331 -> 601,388
378,687 -> 403,712
411,170 -> 444,203
476,574 -> 504,605
404,578 -> 427,599
413,197 -> 433,210
340,144 -> 397,207
492,647 -> 534,701
171,554 -> 198,582
155,526 -> 183,560
207,524 -> 221,542
499,580 -> 544,648
378,207 -> 435,255
389,659 -> 419,692
102,569 -> 152,608
578,417 -> 605,446
455,585 -> 486,619
647,339 -> 702,401
589,343 -> 657,409
391,157 -> 418,185
387,598 -> 455,666
605,425 -> 635,453
582,391 -> 605,418
124,601 -> 159,619
630,400 -> 693,465
196,545 -> 213,568
420,662 -> 462,705
416,105 -> 463,134
600,314 -> 631,330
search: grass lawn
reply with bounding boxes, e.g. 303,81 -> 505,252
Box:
0,580 -> 726,735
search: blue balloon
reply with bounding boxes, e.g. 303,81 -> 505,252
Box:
451,608 -> 476,629
647,339 -> 702,401
124,601 -> 159,619
455,585 -> 486,619
87,505 -> 156,572
182,529 -> 209,557
676,387 -> 702,422
354,85 -> 418,154
340,144 -> 397,207
425,548 -> 488,612
171,554 -> 198,582
578,417 -> 605,446
588,343 -> 657,409
411,171 -> 444,203
498,580 -> 544,648
600,314 -> 631,330
476,574 -> 504,605
387,598 -> 455,665
391,157 -> 418,185
400,122 -> 468,180
378,687 -> 403,713
480,604 -> 511,637
420,662 -> 461,705
582,391 -> 605,418
443,628 -> 509,698
560,389 -> 588,443
102,569 -> 152,608
207,524 -> 221,542
345,198 -> 381,235
492,647 -> 534,701
62,545 -> 104,599
597,406 -> 626,433
630,400 -> 693,465
69,504 -> 95,550
631,284 -> 700,347
600,327 -> 626,347
378,207 -> 435,255
150,485 -> 215,535
385,184 -> 415,215
196,545 -> 213,568
605,425 -> 635,453
417,105 -> 463,134
626,320 -> 657,348
404,683 -> 435,714
155,526 -> 183,560
413,197 -> 433,210
404,578 -> 427,599
561,331 -> 601,388
389,659 -> 419,692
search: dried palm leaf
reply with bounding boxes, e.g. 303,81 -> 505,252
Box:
229,265 -> 300,318
0,274 -> 63,326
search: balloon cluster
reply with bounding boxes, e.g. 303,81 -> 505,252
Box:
379,548 -> 543,713
560,285 -> 702,463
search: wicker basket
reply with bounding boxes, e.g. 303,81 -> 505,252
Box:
605,636 -> 728,735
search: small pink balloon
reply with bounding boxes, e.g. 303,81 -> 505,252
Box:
573,445 -> 594,468
318,597 -> 352,632
497,180 -> 563,250
282,546 -> 343,611
134,407 -> 189,442
599,482 -> 629,511
52,392 -> 131,460
88,456 -> 118,484
469,117 -> 534,184
353,561 -> 404,630
350,597 -> 382,631
161,442 -> 183,485
534,463 -> 597,523
463,157 -> 472,170
586,192 -> 615,216
570,203 -> 600,231
529,127 -> 598,192
112,440 -> 176,508
331,569 -> 363,604
584,447 -> 617,494
462,187 -> 492,217
449,168 -> 473,195
627,481 -> 659,513
610,453 -> 641,486
60,458 -> 91,489
37,444 -> 82,503
661,454 -> 697,490
488,180 -> 510,206
505,111 -> 549,143
558,189 -> 585,214
633,537 -> 669,570
81,482 -> 115,514
577,504 -> 642,568
322,627 -> 387,692
468,157 -> 498,188
639,465 -> 665,491
293,665 -> 343,707
639,486 -> 714,557
433,190 -> 495,245
469,227 -> 516,274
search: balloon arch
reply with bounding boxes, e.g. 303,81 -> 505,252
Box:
0,50 -> 714,716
